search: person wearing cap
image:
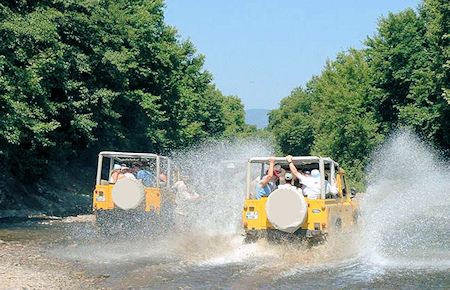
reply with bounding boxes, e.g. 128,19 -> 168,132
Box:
286,155 -> 321,199
118,165 -> 136,181
109,164 -> 122,184
278,173 -> 302,193
256,157 -> 278,199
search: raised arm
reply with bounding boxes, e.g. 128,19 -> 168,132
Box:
260,157 -> 275,188
286,155 -> 302,179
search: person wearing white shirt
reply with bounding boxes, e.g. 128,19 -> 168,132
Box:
278,173 -> 302,195
117,166 -> 137,181
286,155 -> 321,199
172,175 -> 200,231
325,174 -> 338,197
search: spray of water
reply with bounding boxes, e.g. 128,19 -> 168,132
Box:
57,130 -> 450,280
170,137 -> 274,236
54,138 -> 275,263
56,137 -> 360,269
360,129 -> 450,268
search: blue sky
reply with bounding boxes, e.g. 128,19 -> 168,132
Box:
164,0 -> 421,110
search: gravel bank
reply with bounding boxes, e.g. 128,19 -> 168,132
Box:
0,216 -> 106,290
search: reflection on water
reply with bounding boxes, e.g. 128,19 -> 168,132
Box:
1,133 -> 450,288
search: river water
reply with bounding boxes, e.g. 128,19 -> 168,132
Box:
1,133 -> 450,289
1,217 -> 448,289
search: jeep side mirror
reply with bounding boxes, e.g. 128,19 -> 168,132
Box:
351,187 -> 356,196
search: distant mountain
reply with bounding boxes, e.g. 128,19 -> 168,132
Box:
245,109 -> 269,129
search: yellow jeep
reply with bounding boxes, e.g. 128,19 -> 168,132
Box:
242,156 -> 359,243
92,151 -> 174,233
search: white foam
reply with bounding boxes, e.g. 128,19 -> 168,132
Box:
170,137 -> 274,235
359,129 -> 450,269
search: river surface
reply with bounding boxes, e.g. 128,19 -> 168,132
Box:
0,212 -> 449,289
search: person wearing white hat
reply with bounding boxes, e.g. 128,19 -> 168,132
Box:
109,164 -> 122,184
286,155 -> 321,199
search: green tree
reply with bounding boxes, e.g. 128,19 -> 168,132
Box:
268,87 -> 315,156
0,0 -> 250,184
270,0 -> 450,189
365,1 -> 450,148
309,50 -> 384,188
220,93 -> 256,137
418,0 -> 450,148
269,50 -> 383,189
309,50 -> 383,166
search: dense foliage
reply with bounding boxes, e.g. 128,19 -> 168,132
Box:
1,0 -> 448,203
269,0 -> 450,189
0,0 -> 254,184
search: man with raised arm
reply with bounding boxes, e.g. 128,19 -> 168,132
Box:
256,156 -> 278,199
286,155 -> 321,199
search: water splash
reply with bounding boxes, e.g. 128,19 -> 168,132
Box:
57,131 -> 450,274
170,137 -> 274,235
360,130 -> 450,268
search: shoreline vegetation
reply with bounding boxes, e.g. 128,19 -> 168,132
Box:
0,171 -> 92,220
1,0 -> 449,216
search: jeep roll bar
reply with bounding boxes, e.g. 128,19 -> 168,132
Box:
245,156 -> 339,199
95,151 -> 171,187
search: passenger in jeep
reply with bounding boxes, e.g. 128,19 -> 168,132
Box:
325,174 -> 338,197
278,173 -> 302,194
109,164 -> 121,184
133,162 -> 155,187
256,157 -> 279,199
286,155 -> 321,199
118,165 -> 136,181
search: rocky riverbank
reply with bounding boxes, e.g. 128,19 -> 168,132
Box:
0,215 -> 106,290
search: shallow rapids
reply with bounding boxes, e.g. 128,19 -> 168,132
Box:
3,218 -> 447,289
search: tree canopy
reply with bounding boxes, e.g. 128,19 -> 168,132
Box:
269,0 -> 450,189
0,0 -> 254,182
1,0 -> 449,195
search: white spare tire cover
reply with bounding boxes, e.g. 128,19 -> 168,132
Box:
265,189 -> 308,233
112,179 -> 145,210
